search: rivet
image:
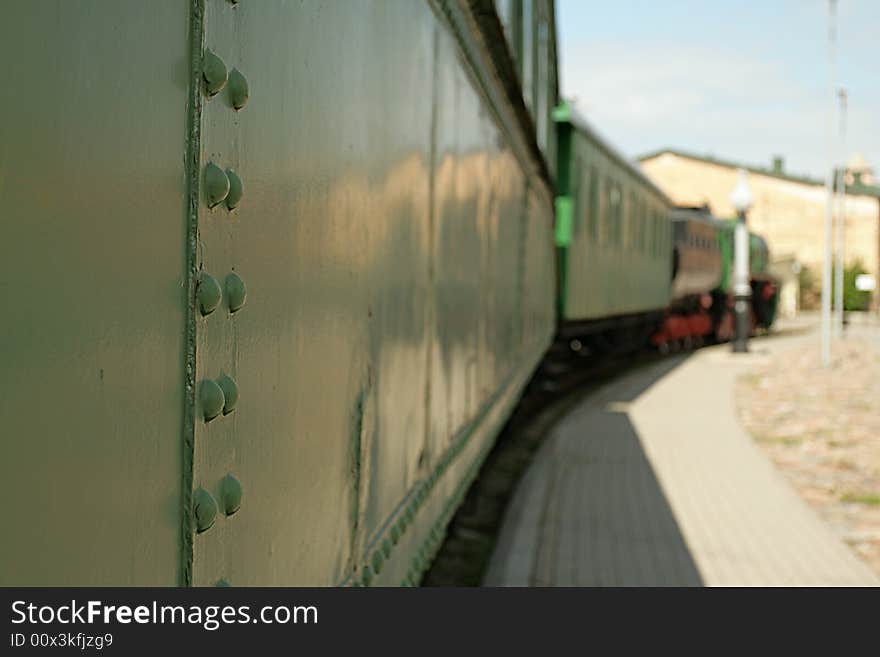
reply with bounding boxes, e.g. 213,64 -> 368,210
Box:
200,379 -> 225,422
382,539 -> 392,558
372,550 -> 384,575
225,272 -> 247,313
216,374 -> 239,415
193,487 -> 218,533
228,68 -> 249,111
225,169 -> 243,210
361,566 -> 373,587
205,162 -> 230,208
198,272 -> 222,316
220,473 -> 242,516
203,49 -> 228,97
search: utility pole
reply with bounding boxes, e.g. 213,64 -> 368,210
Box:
821,0 -> 837,367
834,88 -> 847,337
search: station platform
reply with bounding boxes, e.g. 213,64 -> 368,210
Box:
484,323 -> 880,586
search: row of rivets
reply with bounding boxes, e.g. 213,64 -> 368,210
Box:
393,436 -> 488,586
202,50 -> 249,111
200,374 -> 239,422
198,271 -> 247,316
359,467 -> 444,585
194,12 -> 251,588
192,474 -> 243,534
205,163 -> 245,211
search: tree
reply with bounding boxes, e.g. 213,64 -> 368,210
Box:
832,259 -> 872,311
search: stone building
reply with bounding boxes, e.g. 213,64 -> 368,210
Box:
639,149 -> 880,310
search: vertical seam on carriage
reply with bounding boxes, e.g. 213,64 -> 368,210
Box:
180,0 -> 206,588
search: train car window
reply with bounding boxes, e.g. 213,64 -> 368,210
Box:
599,178 -> 609,246
610,185 -> 621,246
588,166 -> 599,239
521,0 -> 535,113
535,18 -> 549,151
624,192 -> 633,250
574,164 -> 590,234
635,200 -> 643,252
632,194 -> 639,251
633,200 -> 639,252
495,0 -> 515,47
654,213 -> 664,258
657,213 -> 663,257
654,213 -> 660,257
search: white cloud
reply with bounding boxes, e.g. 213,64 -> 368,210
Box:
560,40 -> 876,178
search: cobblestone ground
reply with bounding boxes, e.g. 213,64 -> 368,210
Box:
735,328 -> 880,576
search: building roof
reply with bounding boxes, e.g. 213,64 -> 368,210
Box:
638,148 -> 880,198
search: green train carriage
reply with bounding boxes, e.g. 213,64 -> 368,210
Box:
0,0 -> 558,587
552,101 -> 673,349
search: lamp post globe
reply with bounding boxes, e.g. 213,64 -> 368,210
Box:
730,169 -> 753,353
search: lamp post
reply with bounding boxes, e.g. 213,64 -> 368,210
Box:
730,169 -> 753,353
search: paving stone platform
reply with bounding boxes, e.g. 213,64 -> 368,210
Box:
484,327 -> 880,586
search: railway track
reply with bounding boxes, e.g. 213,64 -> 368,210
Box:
421,339 -> 670,586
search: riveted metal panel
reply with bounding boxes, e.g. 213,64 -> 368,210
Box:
190,0 -> 437,586
189,0 -> 554,586
0,0 -> 554,587
0,2 -> 190,584
561,125 -> 672,321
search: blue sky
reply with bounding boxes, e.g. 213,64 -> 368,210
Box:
556,0 -> 879,179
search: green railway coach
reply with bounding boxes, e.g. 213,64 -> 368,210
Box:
552,102 -> 673,340
0,0 -> 558,587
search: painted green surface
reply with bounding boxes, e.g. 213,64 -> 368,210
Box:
0,1 -> 190,585
555,196 -> 574,247
0,0 -> 554,587
189,0 -> 554,586
554,107 -> 672,321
